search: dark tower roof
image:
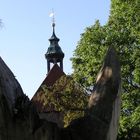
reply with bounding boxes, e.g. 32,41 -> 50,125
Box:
45,23 -> 64,62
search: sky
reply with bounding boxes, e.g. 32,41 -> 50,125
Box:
0,0 -> 111,99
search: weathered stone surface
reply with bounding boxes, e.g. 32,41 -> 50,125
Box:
0,57 -> 23,111
0,46 -> 121,140
61,47 -> 121,140
0,56 -> 60,140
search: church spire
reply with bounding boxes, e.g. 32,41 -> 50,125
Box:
45,15 -> 64,73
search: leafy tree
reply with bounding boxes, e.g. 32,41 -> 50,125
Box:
42,75 -> 88,127
71,0 -> 140,139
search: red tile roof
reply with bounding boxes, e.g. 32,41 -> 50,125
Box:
31,64 -> 65,113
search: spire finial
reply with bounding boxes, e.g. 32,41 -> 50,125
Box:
49,9 -> 55,26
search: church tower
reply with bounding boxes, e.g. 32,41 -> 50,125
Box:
32,17 -> 66,128
45,22 -> 64,73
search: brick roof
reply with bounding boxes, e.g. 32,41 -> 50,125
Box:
31,64 -> 65,113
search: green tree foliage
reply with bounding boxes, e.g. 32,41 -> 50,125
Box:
71,0 -> 140,139
42,75 -> 88,127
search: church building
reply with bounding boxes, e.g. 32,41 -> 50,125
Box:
32,22 -> 66,127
